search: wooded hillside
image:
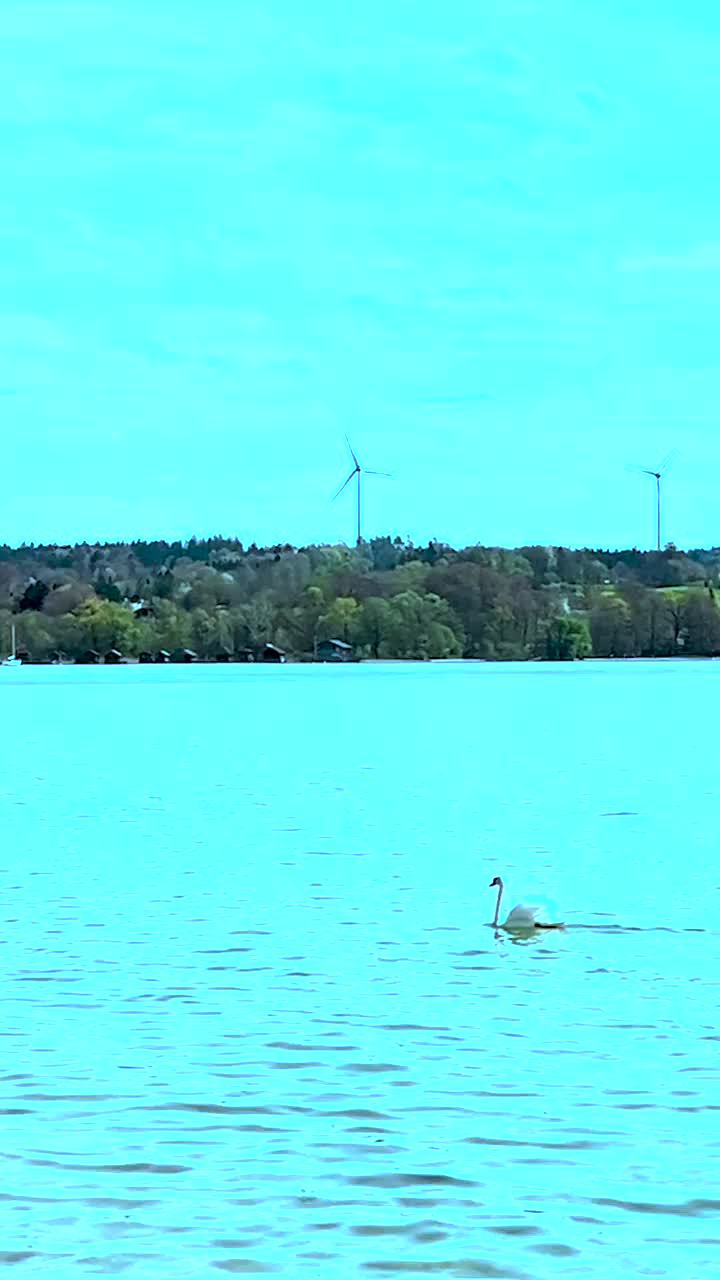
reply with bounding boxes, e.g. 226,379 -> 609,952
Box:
1,537 -> 719,661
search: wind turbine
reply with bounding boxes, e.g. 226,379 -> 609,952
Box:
332,436 -> 392,545
628,450 -> 678,551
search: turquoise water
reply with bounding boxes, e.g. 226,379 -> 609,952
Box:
1,660 -> 718,1278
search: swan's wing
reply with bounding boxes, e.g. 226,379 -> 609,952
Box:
503,902 -> 543,927
503,898 -> 556,928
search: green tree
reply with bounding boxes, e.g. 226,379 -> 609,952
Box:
680,592 -> 720,655
355,597 -> 391,658
3,609 -> 54,660
152,571 -> 175,599
386,561 -> 431,593
276,586 -> 325,655
542,614 -> 591,660
381,590 -> 463,659
142,600 -> 192,653
589,596 -> 635,658
95,575 -> 122,603
72,598 -> 138,655
318,597 -> 361,644
428,561 -> 535,658
624,588 -> 675,656
18,579 -> 49,612
231,598 -> 277,650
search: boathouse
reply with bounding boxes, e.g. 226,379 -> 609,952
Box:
316,638 -> 354,662
76,649 -> 100,665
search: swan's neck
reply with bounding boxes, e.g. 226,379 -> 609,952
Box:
492,881 -> 503,927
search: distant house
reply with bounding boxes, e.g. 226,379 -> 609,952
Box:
104,648 -> 123,664
236,647 -> 254,663
215,646 -> 232,663
128,598 -> 153,618
76,649 -> 100,665
170,648 -> 198,663
138,651 -> 154,664
155,649 -> 171,663
316,638 -> 354,662
49,650 -> 66,665
261,643 -> 286,663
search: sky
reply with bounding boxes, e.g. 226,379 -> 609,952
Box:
2,0 -> 720,549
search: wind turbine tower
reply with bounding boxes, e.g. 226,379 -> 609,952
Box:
629,450 -> 678,551
332,436 -> 392,545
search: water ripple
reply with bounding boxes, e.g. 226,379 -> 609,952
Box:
3,661 -> 719,1277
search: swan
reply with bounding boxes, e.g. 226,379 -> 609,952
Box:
489,876 -> 564,931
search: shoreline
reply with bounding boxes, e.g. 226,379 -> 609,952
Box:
5,653 -> 717,669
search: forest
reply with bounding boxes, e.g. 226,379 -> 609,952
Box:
1,536 -> 720,662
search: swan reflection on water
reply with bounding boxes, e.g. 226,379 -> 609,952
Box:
493,925 -> 567,947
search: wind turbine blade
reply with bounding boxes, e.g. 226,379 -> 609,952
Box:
626,464 -> 657,477
364,470 -> 395,479
344,434 -> 360,469
331,470 -> 356,502
659,448 -> 679,475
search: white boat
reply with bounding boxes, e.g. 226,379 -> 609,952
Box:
1,624 -> 21,667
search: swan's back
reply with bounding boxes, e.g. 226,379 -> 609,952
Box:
503,896 -> 561,930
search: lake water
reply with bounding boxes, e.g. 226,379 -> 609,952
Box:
0,660 -> 718,1278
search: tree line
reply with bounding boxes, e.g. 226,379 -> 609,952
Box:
1,537 -> 719,662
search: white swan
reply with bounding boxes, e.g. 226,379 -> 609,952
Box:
490,876 -> 564,931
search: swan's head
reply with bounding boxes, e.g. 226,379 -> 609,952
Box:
489,876 -> 503,889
